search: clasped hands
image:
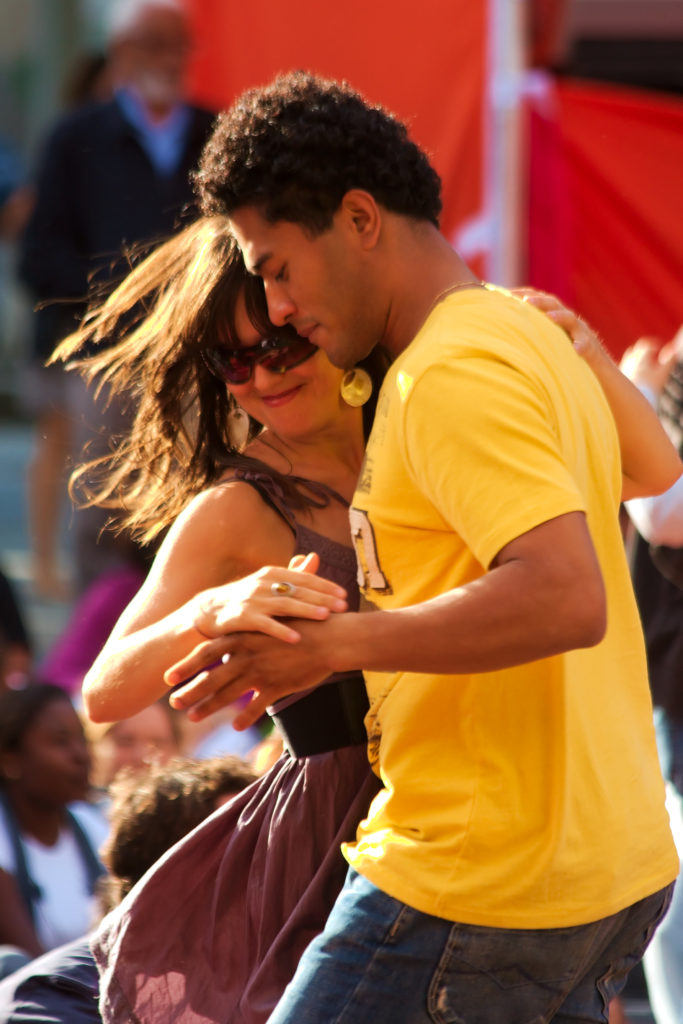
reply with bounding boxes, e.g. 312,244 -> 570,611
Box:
166,553 -> 348,727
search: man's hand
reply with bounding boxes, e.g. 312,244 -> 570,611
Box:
165,615 -> 346,727
187,554 -> 348,644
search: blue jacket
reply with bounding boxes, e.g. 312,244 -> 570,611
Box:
18,96 -> 215,358
0,936 -> 99,1023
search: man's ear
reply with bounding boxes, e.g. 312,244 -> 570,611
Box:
339,190 -> 381,250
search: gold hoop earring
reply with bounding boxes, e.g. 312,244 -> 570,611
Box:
340,367 -> 373,408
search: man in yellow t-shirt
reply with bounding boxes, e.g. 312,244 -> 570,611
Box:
345,284 -> 675,932
174,72 -> 680,1022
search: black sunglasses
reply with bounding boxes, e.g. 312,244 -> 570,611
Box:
202,335 -> 318,385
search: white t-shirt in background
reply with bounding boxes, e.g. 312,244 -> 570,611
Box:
0,801 -> 108,950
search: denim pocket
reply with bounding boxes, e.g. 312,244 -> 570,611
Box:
427,922 -> 586,1024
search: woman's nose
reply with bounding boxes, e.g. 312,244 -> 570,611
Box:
251,359 -> 283,388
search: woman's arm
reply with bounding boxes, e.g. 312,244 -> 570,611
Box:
82,481 -> 347,723
82,483 -> 292,723
515,290 -> 682,501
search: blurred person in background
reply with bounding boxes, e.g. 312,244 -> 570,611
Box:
17,0 -> 214,599
0,754 -> 256,1023
620,329 -> 683,1024
0,684 -> 107,977
38,551 -> 148,698
0,570 -> 32,693
62,52 -> 113,110
86,700 -> 182,804
0,146 -> 34,693
0,136 -> 31,242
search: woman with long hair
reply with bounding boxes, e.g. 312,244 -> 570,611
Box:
51,215 -> 387,1023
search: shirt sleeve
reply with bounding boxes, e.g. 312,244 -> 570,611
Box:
401,356 -> 588,569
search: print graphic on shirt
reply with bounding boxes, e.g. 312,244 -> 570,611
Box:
355,389 -> 389,498
355,452 -> 373,496
349,507 -> 393,595
364,690 -> 389,770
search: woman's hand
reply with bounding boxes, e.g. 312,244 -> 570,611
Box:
512,287 -> 604,367
513,288 -> 682,500
186,553 -> 348,645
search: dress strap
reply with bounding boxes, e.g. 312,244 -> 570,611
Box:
65,809 -> 105,894
231,470 -> 349,533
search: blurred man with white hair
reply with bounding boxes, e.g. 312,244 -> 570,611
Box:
108,0 -> 194,125
18,0 -> 214,598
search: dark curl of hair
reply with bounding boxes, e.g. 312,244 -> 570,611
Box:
196,70 -> 442,233
98,754 -> 257,914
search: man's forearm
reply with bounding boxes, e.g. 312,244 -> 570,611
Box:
167,513 -> 607,726
326,553 -> 605,678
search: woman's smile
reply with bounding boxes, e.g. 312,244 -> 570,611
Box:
258,383 -> 305,408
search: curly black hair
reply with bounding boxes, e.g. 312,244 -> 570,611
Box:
98,754 -> 257,914
196,70 -> 442,233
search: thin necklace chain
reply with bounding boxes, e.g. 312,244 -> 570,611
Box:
424,279 -> 485,323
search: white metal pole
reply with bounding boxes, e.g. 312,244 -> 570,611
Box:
485,0 -> 527,285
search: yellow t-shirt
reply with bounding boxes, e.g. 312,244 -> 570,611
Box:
346,286 -> 677,928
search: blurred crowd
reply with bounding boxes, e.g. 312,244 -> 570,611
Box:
0,2 -> 682,1024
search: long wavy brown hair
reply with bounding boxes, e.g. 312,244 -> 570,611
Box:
52,216 -> 387,544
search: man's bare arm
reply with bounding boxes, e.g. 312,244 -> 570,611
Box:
167,510 -> 606,725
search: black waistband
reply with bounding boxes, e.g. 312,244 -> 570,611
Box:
271,674 -> 369,758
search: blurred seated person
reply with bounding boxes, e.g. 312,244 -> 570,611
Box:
0,570 -> 33,692
0,134 -> 32,241
620,328 -> 683,1024
179,695 -> 265,764
40,561 -> 147,697
86,700 -> 182,802
62,51 -> 112,109
0,685 -> 107,974
0,754 -> 256,1022
17,0 -> 214,598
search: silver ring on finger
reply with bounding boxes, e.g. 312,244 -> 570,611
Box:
271,581 -> 296,596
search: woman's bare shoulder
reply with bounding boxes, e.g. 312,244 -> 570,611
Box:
160,477 -> 292,577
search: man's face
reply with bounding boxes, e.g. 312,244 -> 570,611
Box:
114,5 -> 191,114
229,205 -> 383,370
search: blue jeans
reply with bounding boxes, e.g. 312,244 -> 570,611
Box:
268,869 -> 673,1024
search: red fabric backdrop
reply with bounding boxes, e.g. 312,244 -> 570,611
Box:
184,0 -> 485,243
528,78 -> 683,357
184,5 -> 683,359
